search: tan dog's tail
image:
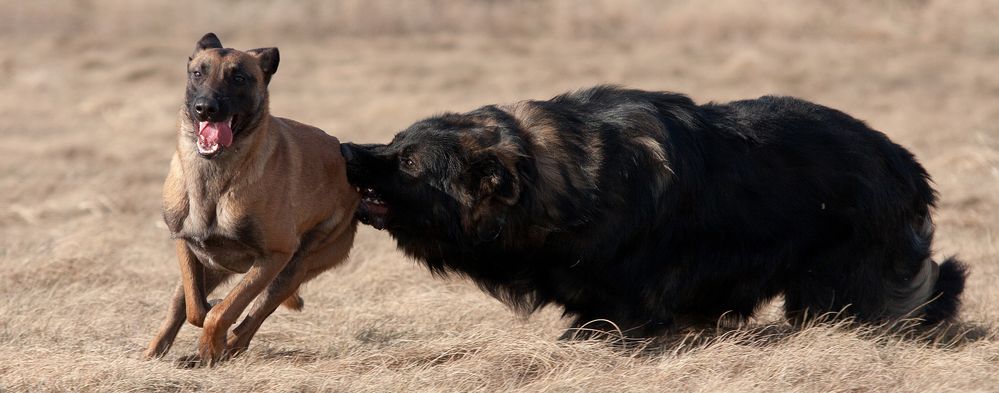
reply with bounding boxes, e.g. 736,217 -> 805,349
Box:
282,291 -> 304,311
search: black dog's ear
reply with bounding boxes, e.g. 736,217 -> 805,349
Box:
468,154 -> 519,205
247,48 -> 280,85
191,33 -> 223,59
461,153 -> 520,242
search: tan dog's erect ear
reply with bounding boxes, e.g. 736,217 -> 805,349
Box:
191,33 -> 223,59
247,48 -> 280,85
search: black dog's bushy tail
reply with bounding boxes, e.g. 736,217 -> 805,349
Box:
922,257 -> 968,324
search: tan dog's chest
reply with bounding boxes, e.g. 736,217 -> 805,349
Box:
180,228 -> 261,274
165,182 -> 265,274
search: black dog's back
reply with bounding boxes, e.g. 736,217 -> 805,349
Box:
535,88 -> 966,328
697,95 -> 964,323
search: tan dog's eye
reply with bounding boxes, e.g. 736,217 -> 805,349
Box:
233,75 -> 246,84
191,70 -> 203,78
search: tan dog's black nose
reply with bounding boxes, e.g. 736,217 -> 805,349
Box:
192,97 -> 219,120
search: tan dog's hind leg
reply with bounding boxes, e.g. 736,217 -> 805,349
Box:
226,231 -> 355,356
190,252 -> 292,366
225,267 -> 304,357
281,290 -> 304,311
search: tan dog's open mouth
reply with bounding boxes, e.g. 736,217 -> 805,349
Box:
197,117 -> 234,155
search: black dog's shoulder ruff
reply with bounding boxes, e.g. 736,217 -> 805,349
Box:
342,85 -> 968,338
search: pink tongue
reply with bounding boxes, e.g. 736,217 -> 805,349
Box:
198,120 -> 233,147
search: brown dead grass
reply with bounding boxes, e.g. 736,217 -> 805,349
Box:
1,1 -> 998,391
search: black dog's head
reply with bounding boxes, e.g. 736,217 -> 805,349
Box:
342,107 -> 525,247
185,33 -> 279,159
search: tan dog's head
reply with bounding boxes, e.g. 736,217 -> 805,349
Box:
185,33 -> 279,158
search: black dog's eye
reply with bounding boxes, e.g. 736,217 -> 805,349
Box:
401,157 -> 416,169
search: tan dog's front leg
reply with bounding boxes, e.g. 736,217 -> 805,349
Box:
197,251 -> 292,366
148,245 -> 231,362
176,240 -> 211,327
144,282 -> 186,359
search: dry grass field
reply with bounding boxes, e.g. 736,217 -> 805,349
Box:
2,1 -> 998,391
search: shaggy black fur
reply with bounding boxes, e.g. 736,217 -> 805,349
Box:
341,85 -> 967,338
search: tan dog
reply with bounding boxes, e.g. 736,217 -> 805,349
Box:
144,33 -> 358,366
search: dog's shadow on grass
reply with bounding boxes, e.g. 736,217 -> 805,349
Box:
191,319 -> 993,369
249,347 -> 324,365
562,317 -> 995,357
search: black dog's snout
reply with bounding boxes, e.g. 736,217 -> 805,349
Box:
192,97 -> 219,120
340,143 -> 355,162
341,142 -> 381,186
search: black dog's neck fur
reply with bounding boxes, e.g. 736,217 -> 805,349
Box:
473,106 -> 600,239
398,91 -> 705,315
481,90 -> 701,247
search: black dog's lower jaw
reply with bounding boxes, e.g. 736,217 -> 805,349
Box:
355,187 -> 389,230
343,85 -> 967,338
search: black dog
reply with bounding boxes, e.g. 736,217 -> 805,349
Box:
342,85 -> 966,338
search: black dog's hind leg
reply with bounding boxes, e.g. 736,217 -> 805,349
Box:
784,217 -> 963,325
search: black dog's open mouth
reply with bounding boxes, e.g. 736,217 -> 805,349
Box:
357,187 -> 390,230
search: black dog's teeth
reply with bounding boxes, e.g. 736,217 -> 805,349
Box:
358,187 -> 386,205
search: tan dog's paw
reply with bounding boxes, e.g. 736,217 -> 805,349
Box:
192,329 -> 230,367
281,294 -> 304,311
143,346 -> 167,360
175,354 -> 207,368
175,350 -> 231,368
